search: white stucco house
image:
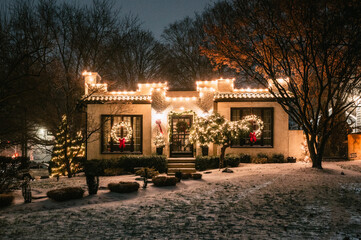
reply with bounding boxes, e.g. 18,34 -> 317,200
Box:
83,72 -> 305,165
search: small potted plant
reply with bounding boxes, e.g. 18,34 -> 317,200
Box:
154,133 -> 165,155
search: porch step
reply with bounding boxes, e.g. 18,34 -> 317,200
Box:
167,158 -> 196,174
167,163 -> 195,168
167,168 -> 196,174
167,158 -> 195,163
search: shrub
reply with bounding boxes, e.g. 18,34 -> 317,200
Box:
257,153 -> 269,159
195,155 -> 246,171
195,156 -> 220,171
252,157 -> 268,164
104,168 -> 126,176
83,160 -> 103,176
191,173 -> 202,180
181,173 -> 192,179
108,182 -> 140,193
0,193 -> 14,207
239,154 -> 251,163
152,176 -> 177,186
135,167 -> 159,179
226,154 -> 241,167
0,157 -> 30,194
270,154 -> 286,163
47,187 -> 84,201
84,155 -> 167,176
287,157 -> 297,163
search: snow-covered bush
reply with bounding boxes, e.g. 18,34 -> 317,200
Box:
135,167 -> 159,179
152,176 -> 177,186
108,182 -> 140,193
47,187 -> 84,201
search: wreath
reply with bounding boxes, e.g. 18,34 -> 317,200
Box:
240,115 -> 264,143
168,110 -> 196,143
176,121 -> 189,132
111,122 -> 133,149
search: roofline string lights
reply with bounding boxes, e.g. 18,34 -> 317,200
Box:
83,72 -> 278,101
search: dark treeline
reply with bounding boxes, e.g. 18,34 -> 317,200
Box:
0,0 -> 229,156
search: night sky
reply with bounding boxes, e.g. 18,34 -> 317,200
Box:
109,0 -> 216,39
1,0 -> 216,39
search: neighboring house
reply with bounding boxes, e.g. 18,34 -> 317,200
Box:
83,72 -> 304,161
0,127 -> 53,162
31,127 -> 53,163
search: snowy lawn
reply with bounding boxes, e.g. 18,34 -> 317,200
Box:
1,161 -> 361,239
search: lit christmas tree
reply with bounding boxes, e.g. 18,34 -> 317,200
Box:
51,115 -> 85,178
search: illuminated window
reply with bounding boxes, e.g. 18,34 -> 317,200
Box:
101,115 -> 142,154
231,108 -> 273,147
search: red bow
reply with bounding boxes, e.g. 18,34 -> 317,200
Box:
249,132 -> 257,143
156,119 -> 163,134
119,138 -> 126,149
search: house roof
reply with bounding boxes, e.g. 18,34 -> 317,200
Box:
214,92 -> 282,101
84,95 -> 152,103
83,72 -> 290,103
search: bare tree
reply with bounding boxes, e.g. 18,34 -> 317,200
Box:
33,0 -> 139,176
202,0 -> 361,168
161,16 -> 218,90
0,1 -> 49,155
106,28 -> 166,90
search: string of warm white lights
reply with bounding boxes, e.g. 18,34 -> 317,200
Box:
83,72 -> 285,102
111,122 -> 133,142
165,97 -> 198,101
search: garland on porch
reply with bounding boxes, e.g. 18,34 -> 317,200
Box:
167,110 -> 196,144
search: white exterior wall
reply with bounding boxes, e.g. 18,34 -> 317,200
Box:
84,74 -> 305,160
87,103 -> 152,160
216,101 -> 291,158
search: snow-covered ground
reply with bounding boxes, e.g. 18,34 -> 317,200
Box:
1,161 -> 361,239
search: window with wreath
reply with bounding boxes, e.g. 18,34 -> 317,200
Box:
231,108 -> 273,147
101,115 -> 142,153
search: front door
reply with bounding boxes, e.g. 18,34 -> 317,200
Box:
170,115 -> 193,157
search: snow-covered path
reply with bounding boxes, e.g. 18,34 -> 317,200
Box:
1,161 -> 361,239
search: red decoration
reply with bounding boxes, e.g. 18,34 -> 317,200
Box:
249,132 -> 257,143
156,119 -> 163,134
119,138 -> 126,149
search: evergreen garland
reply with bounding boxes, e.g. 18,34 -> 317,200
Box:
167,110 -> 196,144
